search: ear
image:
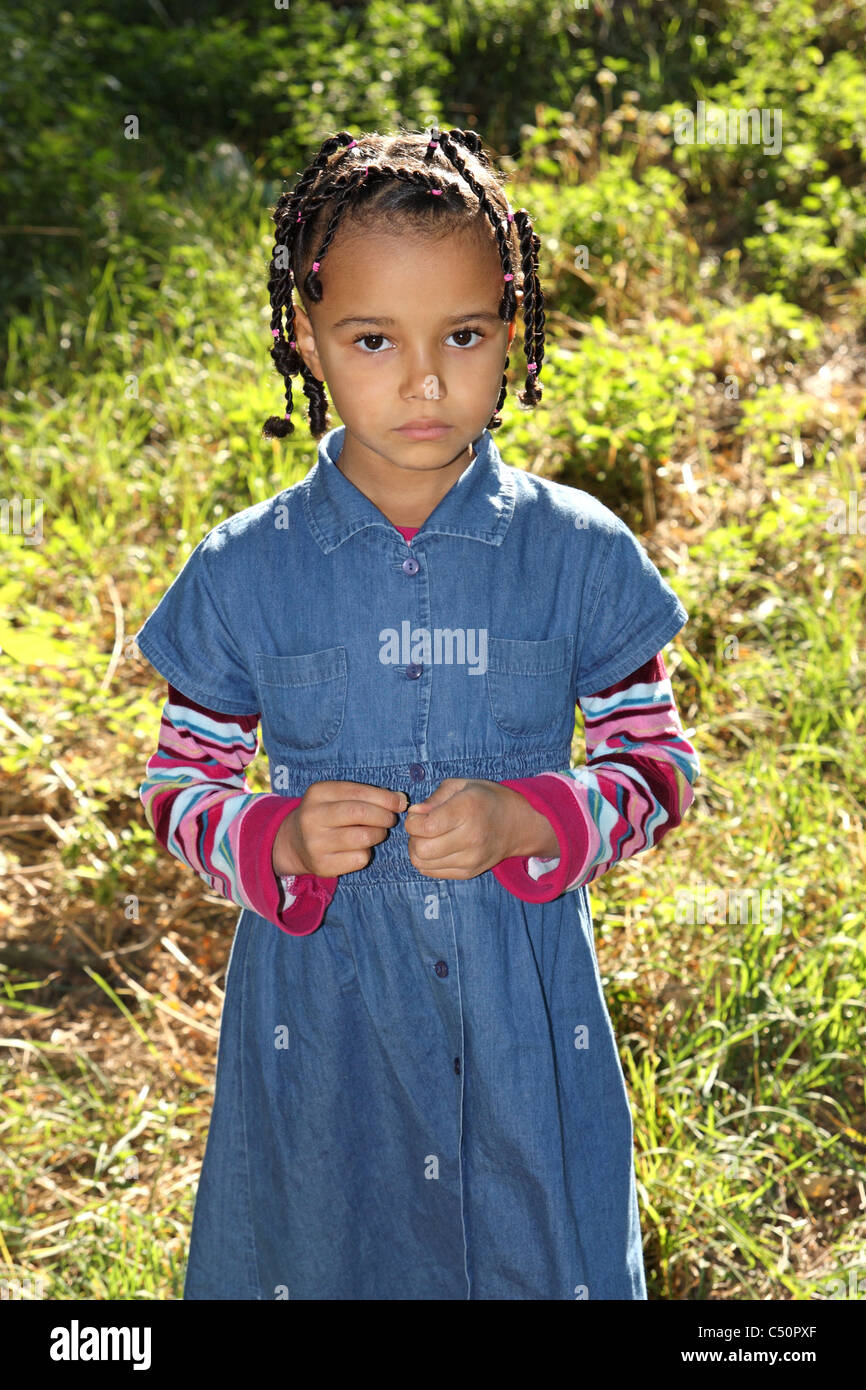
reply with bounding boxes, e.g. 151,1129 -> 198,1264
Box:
290,300 -> 326,383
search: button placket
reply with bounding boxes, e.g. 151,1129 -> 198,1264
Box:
400,539 -> 433,756
396,545 -> 457,1080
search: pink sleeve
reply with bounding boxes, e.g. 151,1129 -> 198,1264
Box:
491,653 -> 700,901
139,683 -> 336,935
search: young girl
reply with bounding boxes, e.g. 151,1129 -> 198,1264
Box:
135,126 -> 700,1301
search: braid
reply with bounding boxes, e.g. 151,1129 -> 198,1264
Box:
262,127 -> 548,440
433,127 -> 521,428
513,209 -> 546,406
263,132 -> 355,437
434,129 -> 517,322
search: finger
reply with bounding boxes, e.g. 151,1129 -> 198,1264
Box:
327,799 -> 406,829
404,810 -> 447,837
404,808 -> 433,834
308,823 -> 392,871
411,779 -> 462,812
406,801 -> 466,838
316,849 -> 374,876
408,846 -> 478,878
309,782 -> 408,815
408,825 -> 475,862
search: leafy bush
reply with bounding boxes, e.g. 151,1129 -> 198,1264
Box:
516,154 -> 695,323
744,178 -> 866,303
695,293 -> 822,365
659,0 -> 866,305
504,315 -> 714,524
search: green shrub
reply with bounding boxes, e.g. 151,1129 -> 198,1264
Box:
744,178 -> 866,303
515,153 -> 694,323
504,315 -> 713,524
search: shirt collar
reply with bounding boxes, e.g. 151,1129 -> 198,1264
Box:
302,424 -> 516,553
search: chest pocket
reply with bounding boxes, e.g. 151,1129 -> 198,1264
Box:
486,633 -> 574,737
255,647 -> 347,750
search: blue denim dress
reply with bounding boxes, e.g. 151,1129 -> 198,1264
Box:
135,423 -> 688,1300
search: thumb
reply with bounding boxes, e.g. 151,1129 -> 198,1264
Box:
411,779 -> 458,812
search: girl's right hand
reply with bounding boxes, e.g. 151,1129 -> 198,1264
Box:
272,781 -> 410,878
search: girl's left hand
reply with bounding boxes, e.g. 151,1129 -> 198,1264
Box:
404,778 -> 538,879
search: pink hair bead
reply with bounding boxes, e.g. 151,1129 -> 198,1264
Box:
503,272 -> 514,281
430,188 -> 442,195
312,261 -> 320,272
272,329 -> 280,337
527,363 -> 538,372
290,340 -> 297,348
507,211 -> 514,222
347,139 -> 357,147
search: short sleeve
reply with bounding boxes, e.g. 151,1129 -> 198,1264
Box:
134,531 -> 259,716
575,517 -> 688,697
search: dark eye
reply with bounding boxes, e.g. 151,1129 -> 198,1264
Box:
447,327 -> 483,347
354,333 -> 391,353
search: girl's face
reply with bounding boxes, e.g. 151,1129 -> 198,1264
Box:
290,220 -> 522,485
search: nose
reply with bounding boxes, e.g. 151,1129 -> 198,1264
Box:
401,355 -> 445,403
405,366 -> 447,400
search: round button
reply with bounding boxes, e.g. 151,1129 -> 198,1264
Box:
409,763 -> 425,781
434,960 -> 449,978
402,556 -> 420,575
406,662 -> 423,679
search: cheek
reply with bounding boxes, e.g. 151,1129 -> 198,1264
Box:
323,358 -> 383,413
317,347 -> 362,387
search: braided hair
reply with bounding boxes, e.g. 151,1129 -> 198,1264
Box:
262,126 -> 546,439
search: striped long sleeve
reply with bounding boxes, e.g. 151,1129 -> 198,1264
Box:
139,684 -> 336,936
140,655 -> 697,933
491,653 -> 700,901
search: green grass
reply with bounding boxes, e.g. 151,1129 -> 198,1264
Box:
0,1035 -> 199,1299
590,445 -> 866,1298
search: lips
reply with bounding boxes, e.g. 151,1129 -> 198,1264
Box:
395,422 -> 453,441
397,420 -> 449,429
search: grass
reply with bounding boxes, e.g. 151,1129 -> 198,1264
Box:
592,442 -> 866,1298
1,150 -> 865,1300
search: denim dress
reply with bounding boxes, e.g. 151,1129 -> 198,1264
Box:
135,423 -> 688,1300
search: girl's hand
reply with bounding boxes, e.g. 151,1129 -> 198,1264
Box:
273,781 -> 409,878
405,778 -> 557,879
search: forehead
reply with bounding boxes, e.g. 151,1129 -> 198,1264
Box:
305,221 -> 504,317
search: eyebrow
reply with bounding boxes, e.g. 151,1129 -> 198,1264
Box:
329,311 -> 503,329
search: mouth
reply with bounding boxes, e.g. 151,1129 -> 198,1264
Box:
394,422 -> 453,439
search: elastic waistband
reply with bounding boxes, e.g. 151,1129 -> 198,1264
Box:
271,749 -> 571,887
